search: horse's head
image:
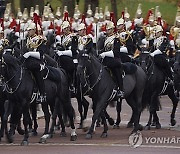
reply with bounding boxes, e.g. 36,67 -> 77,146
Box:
0,53 -> 20,82
173,51 -> 180,75
77,51 -> 91,87
138,50 -> 151,72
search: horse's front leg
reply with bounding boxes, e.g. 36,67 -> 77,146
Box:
167,86 -> 179,126
21,103 -> 30,146
41,103 -> 51,135
86,100 -> 107,139
100,110 -> 108,138
114,99 -> 122,129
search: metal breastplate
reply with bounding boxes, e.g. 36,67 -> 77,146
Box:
78,36 -> 88,51
61,34 -> 72,49
104,35 -> 115,51
154,36 -> 164,49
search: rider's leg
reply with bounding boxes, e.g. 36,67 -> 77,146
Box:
112,68 -> 124,97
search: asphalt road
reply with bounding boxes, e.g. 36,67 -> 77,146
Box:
0,96 -> 180,154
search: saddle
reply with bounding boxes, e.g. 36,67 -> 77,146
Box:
46,66 -> 62,82
122,62 -> 137,74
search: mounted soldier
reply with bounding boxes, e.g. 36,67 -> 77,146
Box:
116,17 -> 136,56
55,20 -> 78,92
150,25 -> 174,83
20,22 -> 47,103
98,21 -> 124,97
0,27 -> 9,56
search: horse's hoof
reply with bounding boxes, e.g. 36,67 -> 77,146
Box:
101,132 -> 108,138
82,127 -> 89,132
131,129 -> 138,134
139,124 -> 143,131
39,138 -> 47,144
70,135 -> 77,141
113,124 -> 120,129
127,122 -> 133,128
96,122 -> 101,127
7,135 -> 13,143
49,134 -> 53,138
144,125 -> 150,130
171,119 -> 176,126
60,132 -> 67,137
17,128 -> 25,135
156,123 -> 161,129
54,126 -> 60,130
85,133 -> 92,139
21,140 -> 29,146
151,122 -> 156,126
108,118 -> 114,126
32,130 -> 38,136
78,124 -> 83,129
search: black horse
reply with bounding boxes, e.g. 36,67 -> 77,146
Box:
1,53 -> 34,145
138,52 -> 179,129
173,50 -> 180,98
77,51 -> 147,139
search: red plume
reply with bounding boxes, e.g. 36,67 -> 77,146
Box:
81,14 -> 87,26
9,18 -> 17,30
0,18 -> 4,30
110,12 -> 116,32
131,20 -> 135,30
121,11 -> 125,19
63,12 -> 69,21
157,17 -> 162,26
145,9 -> 153,24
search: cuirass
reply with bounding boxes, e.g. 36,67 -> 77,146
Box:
104,35 -> 115,51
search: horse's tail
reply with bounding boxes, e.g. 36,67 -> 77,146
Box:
141,87 -> 150,111
142,87 -> 162,111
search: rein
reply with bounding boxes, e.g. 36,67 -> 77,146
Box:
80,54 -> 103,95
3,65 -> 23,94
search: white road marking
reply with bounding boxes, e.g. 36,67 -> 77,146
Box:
0,143 -> 180,149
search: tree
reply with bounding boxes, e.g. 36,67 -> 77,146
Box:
20,0 -> 44,14
111,0 -> 117,21
62,0 -> 75,17
84,0 -> 99,15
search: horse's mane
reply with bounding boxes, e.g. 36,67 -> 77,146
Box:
3,54 -> 19,67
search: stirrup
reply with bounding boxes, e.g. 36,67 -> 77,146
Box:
117,90 -> 124,98
69,84 -> 75,93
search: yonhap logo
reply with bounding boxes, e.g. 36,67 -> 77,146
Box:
129,131 -> 143,148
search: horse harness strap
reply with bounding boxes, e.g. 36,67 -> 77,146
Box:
3,67 -> 23,94
83,64 -> 103,96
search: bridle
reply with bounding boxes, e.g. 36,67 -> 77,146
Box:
78,53 -> 103,95
1,57 -> 23,94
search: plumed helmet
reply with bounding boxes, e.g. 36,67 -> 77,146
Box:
27,22 -> 36,31
117,18 -> 124,26
77,23 -> 86,31
61,21 -> 70,29
106,21 -> 115,30
155,25 -> 163,33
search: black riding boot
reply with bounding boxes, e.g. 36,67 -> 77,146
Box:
68,70 -> 75,93
113,68 -> 124,98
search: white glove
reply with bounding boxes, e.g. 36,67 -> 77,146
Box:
99,52 -> 106,58
57,51 -> 64,56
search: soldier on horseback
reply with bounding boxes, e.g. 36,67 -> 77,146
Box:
55,20 -> 78,92
0,27 -> 9,56
99,21 -> 124,98
150,25 -> 174,83
20,22 -> 47,102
